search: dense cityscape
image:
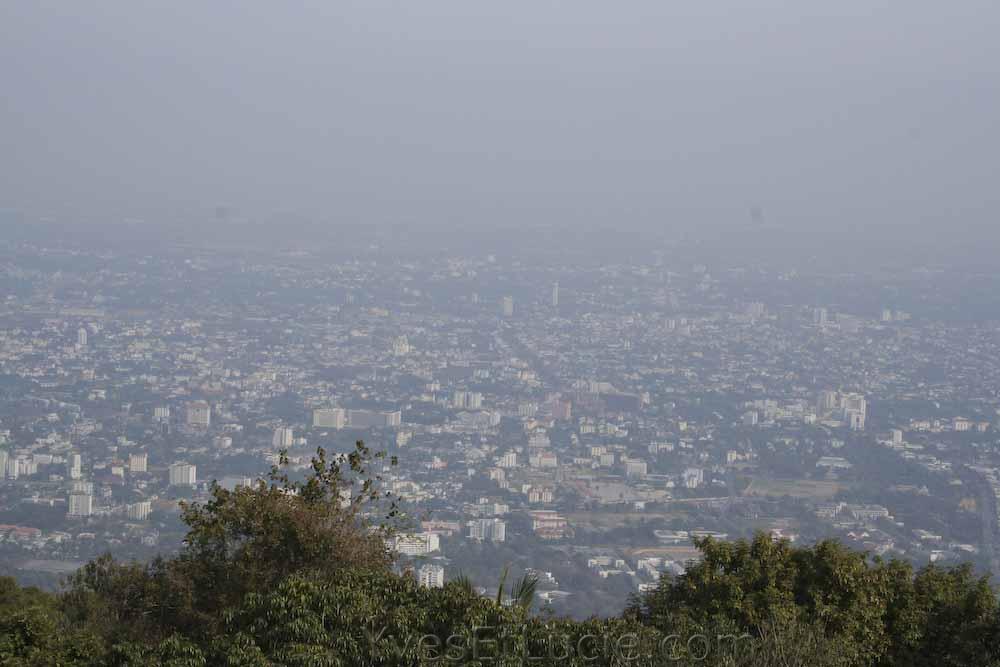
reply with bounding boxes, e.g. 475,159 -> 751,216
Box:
2,235 -> 999,618
4,0 -> 1000,661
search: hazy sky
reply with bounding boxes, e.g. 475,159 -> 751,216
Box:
2,1 -> 998,238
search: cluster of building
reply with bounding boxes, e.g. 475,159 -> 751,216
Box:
1,240 -> 999,614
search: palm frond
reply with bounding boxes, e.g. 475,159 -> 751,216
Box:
451,572 -> 476,597
510,573 -> 538,611
496,565 -> 510,606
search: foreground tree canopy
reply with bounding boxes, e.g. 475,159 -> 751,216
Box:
2,443 -> 999,666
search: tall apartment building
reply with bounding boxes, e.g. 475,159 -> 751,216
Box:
313,407 -> 346,429
127,501 -> 152,521
418,564 -> 445,589
272,427 -> 294,448
452,391 -> 483,410
169,462 -> 197,487
68,492 -> 93,517
392,532 -> 440,556
841,393 -> 867,430
348,409 -> 401,429
498,451 -> 518,468
129,452 -> 148,473
72,480 -> 94,494
468,518 -> 506,543
185,401 -> 211,427
4,456 -> 18,480
817,390 -> 840,414
67,453 -> 82,480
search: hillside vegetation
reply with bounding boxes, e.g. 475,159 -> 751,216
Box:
2,443 -> 998,666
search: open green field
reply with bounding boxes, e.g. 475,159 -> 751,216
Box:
743,478 -> 846,499
565,511 -> 688,531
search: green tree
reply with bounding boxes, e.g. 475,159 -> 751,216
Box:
881,561 -> 1000,666
63,442 -> 399,645
631,533 -> 1000,667
0,576 -> 105,666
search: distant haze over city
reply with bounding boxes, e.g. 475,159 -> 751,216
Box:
2,0 -> 998,257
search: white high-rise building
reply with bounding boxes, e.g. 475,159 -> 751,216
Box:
218,475 -> 255,491
272,427 -> 294,448
5,456 -> 18,480
16,458 -> 36,477
813,307 -> 828,327
418,564 -> 445,589
129,452 -> 148,473
0,450 -> 7,480
127,501 -> 152,521
842,394 -> 867,430
72,480 -> 94,494
551,282 -> 559,307
501,296 -> 514,317
468,518 -> 506,543
347,410 -> 402,428
452,391 -> 484,410
683,467 -> 704,489
498,451 -> 518,468
68,492 -> 93,517
76,327 -> 88,347
393,532 -> 440,556
185,401 -> 211,427
153,406 -> 171,422
169,462 -> 197,487
817,390 -> 840,414
313,407 -> 346,429
68,453 -> 83,480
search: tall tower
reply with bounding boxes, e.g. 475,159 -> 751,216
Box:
551,282 -> 559,308
68,453 -> 83,480
129,452 -> 148,473
272,427 -> 294,448
169,462 -> 197,487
